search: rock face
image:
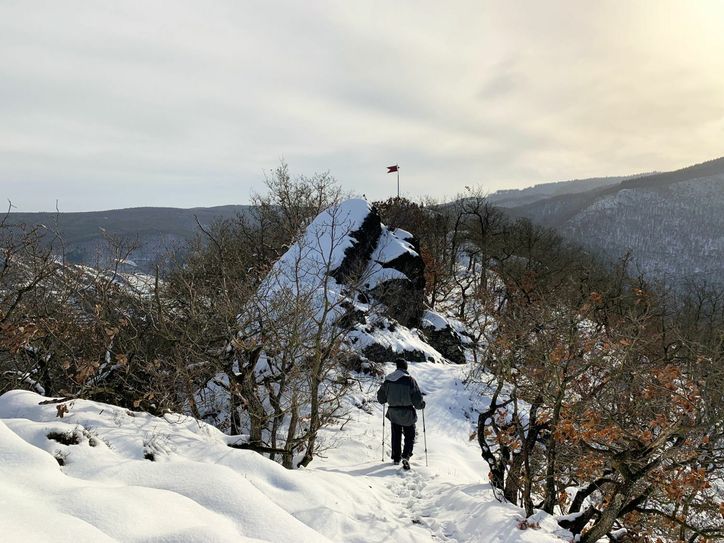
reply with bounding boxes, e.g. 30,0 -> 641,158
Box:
330,206 -> 383,285
370,232 -> 425,328
420,311 -> 467,365
261,198 -> 467,367
329,202 -> 426,330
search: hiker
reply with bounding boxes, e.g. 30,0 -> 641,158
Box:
377,359 -> 425,469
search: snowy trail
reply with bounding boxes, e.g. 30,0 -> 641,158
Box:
0,363 -> 567,542
309,362 -> 565,543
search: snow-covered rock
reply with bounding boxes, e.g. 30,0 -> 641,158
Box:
420,310 -> 467,364
253,198 -> 466,367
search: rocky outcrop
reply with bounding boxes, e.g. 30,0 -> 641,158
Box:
260,198 -> 467,366
331,206 -> 383,285
330,205 -> 425,329
420,310 -> 468,365
362,342 -> 429,363
421,325 -> 466,364
371,232 -> 425,328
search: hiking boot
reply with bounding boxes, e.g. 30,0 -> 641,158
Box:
393,460 -> 400,465
402,458 -> 410,470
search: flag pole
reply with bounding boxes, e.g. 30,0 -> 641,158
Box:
387,164 -> 400,198
397,166 -> 400,198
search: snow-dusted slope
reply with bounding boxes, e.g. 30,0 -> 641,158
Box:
561,175 -> 724,284
0,364 -> 568,542
261,198 -> 372,295
502,158 -> 724,288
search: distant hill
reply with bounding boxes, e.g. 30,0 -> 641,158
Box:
6,205 -> 251,272
488,176 -> 633,208
9,155 -> 723,288
494,157 -> 724,288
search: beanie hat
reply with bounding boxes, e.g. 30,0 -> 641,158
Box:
395,359 -> 408,371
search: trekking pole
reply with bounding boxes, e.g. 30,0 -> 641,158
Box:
381,406 -> 386,462
422,408 -> 428,467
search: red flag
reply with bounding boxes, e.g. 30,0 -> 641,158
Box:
387,165 -> 399,173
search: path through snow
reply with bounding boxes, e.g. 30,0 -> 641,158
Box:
311,362 -> 567,542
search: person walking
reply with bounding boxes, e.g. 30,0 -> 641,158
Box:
377,359 -> 425,470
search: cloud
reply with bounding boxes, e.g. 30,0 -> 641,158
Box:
1,0 -> 723,210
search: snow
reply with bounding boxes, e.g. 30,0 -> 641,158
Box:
263,198 -> 372,296
0,363 -> 569,542
421,309 -> 450,331
392,228 -> 414,241
372,228 -> 419,263
259,198 -> 421,299
361,264 -> 408,289
362,224 -> 419,290
250,199 -> 375,334
348,319 -> 447,363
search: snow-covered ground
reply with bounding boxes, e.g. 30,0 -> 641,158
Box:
0,363 -> 568,542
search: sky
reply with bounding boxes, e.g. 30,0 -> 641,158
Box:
2,0 -> 724,212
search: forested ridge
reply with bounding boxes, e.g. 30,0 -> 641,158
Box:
497,158 -> 724,290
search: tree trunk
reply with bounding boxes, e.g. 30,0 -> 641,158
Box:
520,404 -> 542,517
569,475 -> 611,514
581,483 -> 633,543
476,382 -> 507,493
233,347 -> 266,447
477,411 -> 506,491
542,394 -> 564,513
298,371 -> 320,468
282,398 -> 299,469
504,453 -> 523,504
267,369 -> 288,462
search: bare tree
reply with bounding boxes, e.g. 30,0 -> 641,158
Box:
233,199 -> 367,468
470,226 -> 724,541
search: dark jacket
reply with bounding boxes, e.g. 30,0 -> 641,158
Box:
376,369 -> 425,426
